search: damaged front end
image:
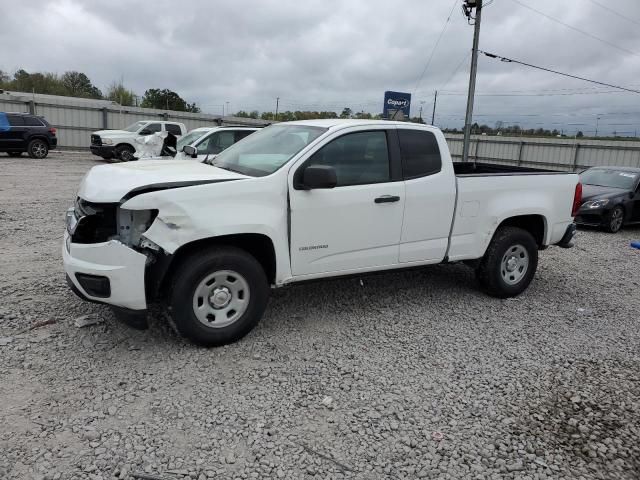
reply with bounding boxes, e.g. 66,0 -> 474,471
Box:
64,198 -> 170,327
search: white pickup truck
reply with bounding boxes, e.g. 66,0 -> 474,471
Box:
90,120 -> 187,161
64,120 -> 581,346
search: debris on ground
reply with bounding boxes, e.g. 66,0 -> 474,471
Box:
74,315 -> 103,328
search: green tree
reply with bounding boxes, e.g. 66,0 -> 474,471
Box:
340,107 -> 353,119
61,71 -> 102,98
140,88 -> 200,112
576,131 -> 584,138
106,81 -> 136,106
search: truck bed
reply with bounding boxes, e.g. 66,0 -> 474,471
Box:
453,162 -> 566,176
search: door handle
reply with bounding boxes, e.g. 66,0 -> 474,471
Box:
374,195 -> 400,204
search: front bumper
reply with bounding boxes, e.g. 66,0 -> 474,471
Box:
575,212 -> 606,227
90,145 -> 115,158
62,232 -> 148,310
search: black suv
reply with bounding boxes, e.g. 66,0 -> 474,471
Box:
0,112 -> 58,158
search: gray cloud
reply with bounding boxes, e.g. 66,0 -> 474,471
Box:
1,0 -> 639,135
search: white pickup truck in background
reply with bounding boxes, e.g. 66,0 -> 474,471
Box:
64,120 -> 581,346
90,120 -> 187,161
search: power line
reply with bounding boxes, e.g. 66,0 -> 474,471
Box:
585,0 -> 640,27
413,0 -> 459,93
479,50 -> 640,94
432,50 -> 472,94
510,0 -> 640,57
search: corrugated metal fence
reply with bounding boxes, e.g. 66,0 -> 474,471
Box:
0,91 -> 270,149
2,90 -> 639,170
445,134 -> 640,171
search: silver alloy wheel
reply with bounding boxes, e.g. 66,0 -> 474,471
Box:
610,208 -> 624,232
32,141 -> 47,158
500,244 -> 529,285
192,270 -> 250,328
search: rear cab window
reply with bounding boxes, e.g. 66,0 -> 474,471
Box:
397,129 -> 442,179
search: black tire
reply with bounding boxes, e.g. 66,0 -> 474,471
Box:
476,226 -> 538,298
169,246 -> 269,347
27,139 -> 48,159
7,152 -> 23,157
115,144 -> 135,162
604,206 -> 624,233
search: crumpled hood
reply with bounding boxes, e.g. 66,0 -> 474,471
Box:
93,129 -> 133,137
78,160 -> 247,203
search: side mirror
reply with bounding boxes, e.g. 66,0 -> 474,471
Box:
302,165 -> 337,189
183,145 -> 197,158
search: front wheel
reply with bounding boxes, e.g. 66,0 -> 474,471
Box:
604,206 -> 624,233
27,139 -> 48,158
169,247 -> 270,347
115,144 -> 135,162
476,226 -> 539,298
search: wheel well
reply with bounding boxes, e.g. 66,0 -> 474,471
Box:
497,215 -> 546,247
157,234 -> 277,297
115,143 -> 135,151
28,135 -> 50,146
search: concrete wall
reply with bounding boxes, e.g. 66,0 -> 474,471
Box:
445,134 -> 640,171
0,92 -> 270,149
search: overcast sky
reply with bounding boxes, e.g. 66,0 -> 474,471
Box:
2,0 -> 640,135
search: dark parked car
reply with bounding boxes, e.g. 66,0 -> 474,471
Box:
0,112 -> 57,159
576,166 -> 640,233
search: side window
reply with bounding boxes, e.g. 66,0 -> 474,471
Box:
142,123 -> 161,134
217,131 -> 236,151
196,133 -> 215,154
165,124 -> 182,135
308,131 -> 390,186
7,115 -> 25,126
398,129 -> 442,179
23,116 -> 45,127
234,130 -> 254,142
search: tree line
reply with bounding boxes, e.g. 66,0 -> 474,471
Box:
0,69 -> 200,113
234,107 -> 425,123
442,122 -> 585,138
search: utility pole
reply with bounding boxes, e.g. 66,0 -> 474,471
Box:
275,97 -> 280,121
462,0 -> 483,163
226,101 -> 230,117
595,115 -> 601,137
431,90 -> 438,125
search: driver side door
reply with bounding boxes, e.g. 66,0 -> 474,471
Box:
289,127 -> 405,277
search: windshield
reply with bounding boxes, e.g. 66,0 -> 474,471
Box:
580,169 -> 639,190
208,125 -> 327,176
124,121 -> 147,132
177,129 -> 211,151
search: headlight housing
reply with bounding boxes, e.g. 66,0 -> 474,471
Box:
582,199 -> 609,209
101,138 -> 113,145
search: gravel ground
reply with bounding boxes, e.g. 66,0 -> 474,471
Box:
1,151 -> 639,480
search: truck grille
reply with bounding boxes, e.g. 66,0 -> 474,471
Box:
91,134 -> 102,146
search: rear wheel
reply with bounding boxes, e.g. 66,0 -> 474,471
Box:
115,144 -> 135,162
27,139 -> 48,158
7,152 -> 23,157
476,226 -> 538,298
169,247 -> 270,347
604,206 -> 624,233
